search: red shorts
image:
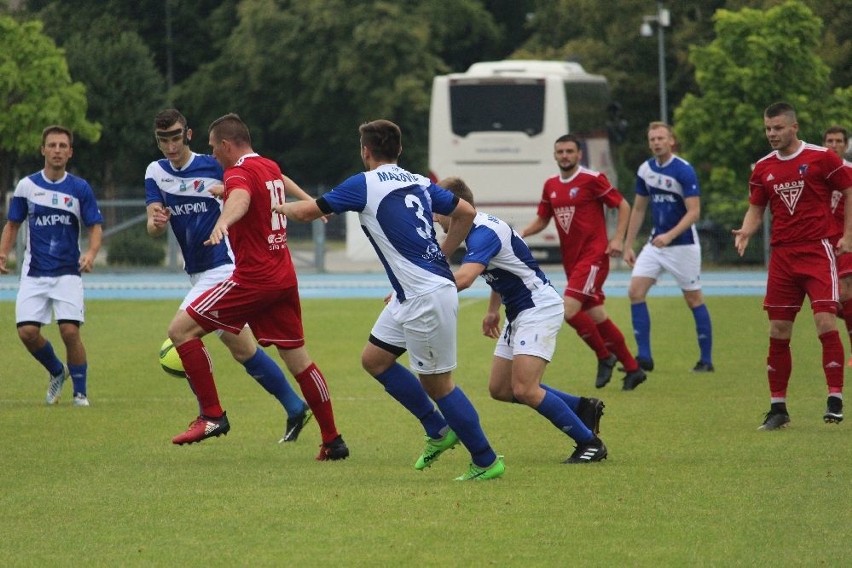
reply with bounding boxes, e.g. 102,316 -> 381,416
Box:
187,279 -> 305,349
764,240 -> 838,321
838,249 -> 852,280
564,255 -> 608,310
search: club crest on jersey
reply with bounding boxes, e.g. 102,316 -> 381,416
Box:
554,205 -> 576,234
64,196 -> 73,208
193,180 -> 206,193
798,164 -> 808,177
569,187 -> 579,199
773,180 -> 805,215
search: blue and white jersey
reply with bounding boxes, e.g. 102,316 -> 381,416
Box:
635,155 -> 700,246
463,211 -> 562,322
318,164 -> 456,302
144,153 -> 233,274
7,171 -> 103,277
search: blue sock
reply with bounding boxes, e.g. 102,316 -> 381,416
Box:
535,390 -> 593,443
540,383 -> 581,412
68,363 -> 87,396
631,302 -> 652,360
375,363 -> 448,439
32,341 -> 64,377
243,349 -> 305,418
692,304 -> 713,364
435,387 -> 496,468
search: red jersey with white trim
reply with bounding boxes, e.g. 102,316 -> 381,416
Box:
535,166 -> 624,269
749,143 -> 852,247
222,153 -> 297,289
830,159 -> 852,233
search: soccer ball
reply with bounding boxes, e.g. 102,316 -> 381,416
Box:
159,339 -> 186,378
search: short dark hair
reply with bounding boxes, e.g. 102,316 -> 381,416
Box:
764,102 -> 797,121
554,133 -> 582,149
154,108 -> 188,132
438,176 -> 475,207
209,113 -> 251,146
359,119 -> 401,162
824,125 -> 848,144
41,125 -> 73,146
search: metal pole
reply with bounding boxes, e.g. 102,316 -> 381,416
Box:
657,3 -> 668,123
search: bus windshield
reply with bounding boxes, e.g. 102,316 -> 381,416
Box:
565,80 -> 611,137
449,79 -> 545,137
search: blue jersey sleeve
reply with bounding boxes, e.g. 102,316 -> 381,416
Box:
463,224 -> 502,266
322,174 -> 368,214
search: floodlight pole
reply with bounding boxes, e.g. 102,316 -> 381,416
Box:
641,3 -> 670,124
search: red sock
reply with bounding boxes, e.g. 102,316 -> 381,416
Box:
767,337 -> 791,398
566,312 -> 609,359
596,318 -> 638,371
819,330 -> 844,394
296,363 -> 340,444
176,338 -> 223,418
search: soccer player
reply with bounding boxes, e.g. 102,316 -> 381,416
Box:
274,119 -> 505,481
0,125 -> 103,406
733,102 -> 852,429
439,177 -> 607,463
521,134 -> 646,390
145,108 -> 312,443
167,113 -> 348,459
823,125 -> 852,365
623,121 -> 714,374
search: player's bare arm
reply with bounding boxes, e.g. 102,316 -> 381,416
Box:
607,199 -> 631,257
146,203 -> 171,237
453,261 -> 486,291
206,187 -> 250,246
79,224 -> 103,273
651,196 -> 700,248
281,175 -> 329,224
0,221 -> 20,275
273,198 -> 323,222
732,205 -> 765,257
482,290 -> 502,339
440,198 -> 475,258
836,185 -> 852,255
623,195 -> 649,266
520,215 -> 548,239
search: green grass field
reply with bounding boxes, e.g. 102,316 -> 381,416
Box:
1,295 -> 849,566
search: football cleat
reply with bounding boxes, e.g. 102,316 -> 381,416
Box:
280,408 -> 313,443
564,436 -> 608,464
72,393 -> 90,407
45,366 -> 68,405
595,354 -> 618,388
758,409 -> 790,431
316,435 -> 350,461
824,396 -> 843,424
576,397 -> 605,435
455,456 -> 505,481
622,369 -> 647,391
692,361 -> 715,373
414,430 -> 460,470
172,413 -> 231,445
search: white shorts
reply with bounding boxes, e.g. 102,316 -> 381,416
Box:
180,264 -> 236,310
493,300 -> 564,362
370,283 -> 458,375
16,275 -> 85,325
631,242 -> 703,291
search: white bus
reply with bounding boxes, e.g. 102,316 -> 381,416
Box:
428,60 -> 618,261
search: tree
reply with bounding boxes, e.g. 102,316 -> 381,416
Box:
675,0 -> 852,227
0,15 -> 100,214
62,17 -> 166,203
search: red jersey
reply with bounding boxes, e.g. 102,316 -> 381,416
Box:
222,153 -> 297,289
749,143 -> 852,247
535,166 -> 624,269
830,160 -> 852,233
